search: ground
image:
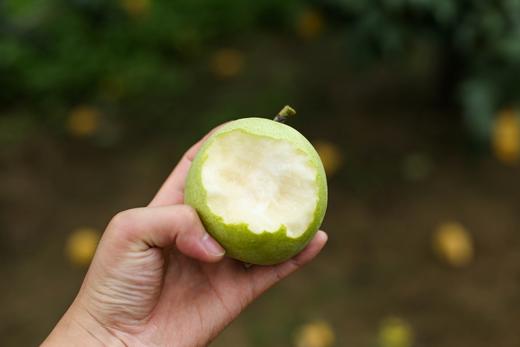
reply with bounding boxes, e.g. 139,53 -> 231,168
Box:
1,38 -> 519,346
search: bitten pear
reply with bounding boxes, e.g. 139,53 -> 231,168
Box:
185,113 -> 327,265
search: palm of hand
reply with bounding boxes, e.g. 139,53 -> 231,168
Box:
85,226 -> 319,347
148,253 -> 253,345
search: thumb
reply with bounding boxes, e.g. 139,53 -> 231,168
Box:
104,205 -> 226,262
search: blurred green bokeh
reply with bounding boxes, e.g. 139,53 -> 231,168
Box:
1,0 -> 520,142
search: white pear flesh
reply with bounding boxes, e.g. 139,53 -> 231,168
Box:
185,117 -> 328,265
202,130 -> 319,238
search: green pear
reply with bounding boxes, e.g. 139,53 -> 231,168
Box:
185,109 -> 327,265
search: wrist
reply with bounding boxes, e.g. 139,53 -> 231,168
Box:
42,302 -> 126,347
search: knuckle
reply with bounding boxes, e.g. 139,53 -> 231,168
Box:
178,205 -> 199,225
108,208 -> 140,234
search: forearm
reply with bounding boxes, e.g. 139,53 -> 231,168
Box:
42,303 -> 126,347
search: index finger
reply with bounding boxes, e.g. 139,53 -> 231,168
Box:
148,125 -> 225,207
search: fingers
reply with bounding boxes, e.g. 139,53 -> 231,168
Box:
149,124 -> 226,207
245,231 -> 328,298
106,205 -> 225,263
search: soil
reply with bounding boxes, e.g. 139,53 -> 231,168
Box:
1,38 -> 519,346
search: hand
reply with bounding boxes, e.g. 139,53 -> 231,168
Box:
43,127 -> 328,347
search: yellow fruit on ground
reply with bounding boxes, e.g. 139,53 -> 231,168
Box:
297,9 -> 324,40
313,140 -> 343,176
492,108 -> 520,165
294,320 -> 335,347
378,317 -> 414,347
66,227 -> 101,266
433,222 -> 474,268
210,48 -> 244,79
67,106 -> 100,137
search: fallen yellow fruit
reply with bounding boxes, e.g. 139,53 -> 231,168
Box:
378,317 -> 414,347
492,108 -> 520,165
67,106 -> 100,137
433,222 -> 474,268
210,48 -> 244,79
297,9 -> 324,40
66,227 -> 101,267
313,140 -> 343,177
294,320 -> 335,347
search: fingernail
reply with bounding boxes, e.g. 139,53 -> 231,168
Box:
202,233 -> 225,256
318,231 -> 328,243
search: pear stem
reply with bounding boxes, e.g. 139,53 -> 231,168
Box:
274,105 -> 296,123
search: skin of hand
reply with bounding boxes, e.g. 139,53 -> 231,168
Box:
42,126 -> 328,347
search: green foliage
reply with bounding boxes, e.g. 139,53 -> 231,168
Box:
320,0 -> 520,140
0,0 -> 297,105
1,0 -> 519,142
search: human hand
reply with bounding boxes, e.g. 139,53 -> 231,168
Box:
43,127 -> 328,347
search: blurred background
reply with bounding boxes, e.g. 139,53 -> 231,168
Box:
1,0 -> 520,346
